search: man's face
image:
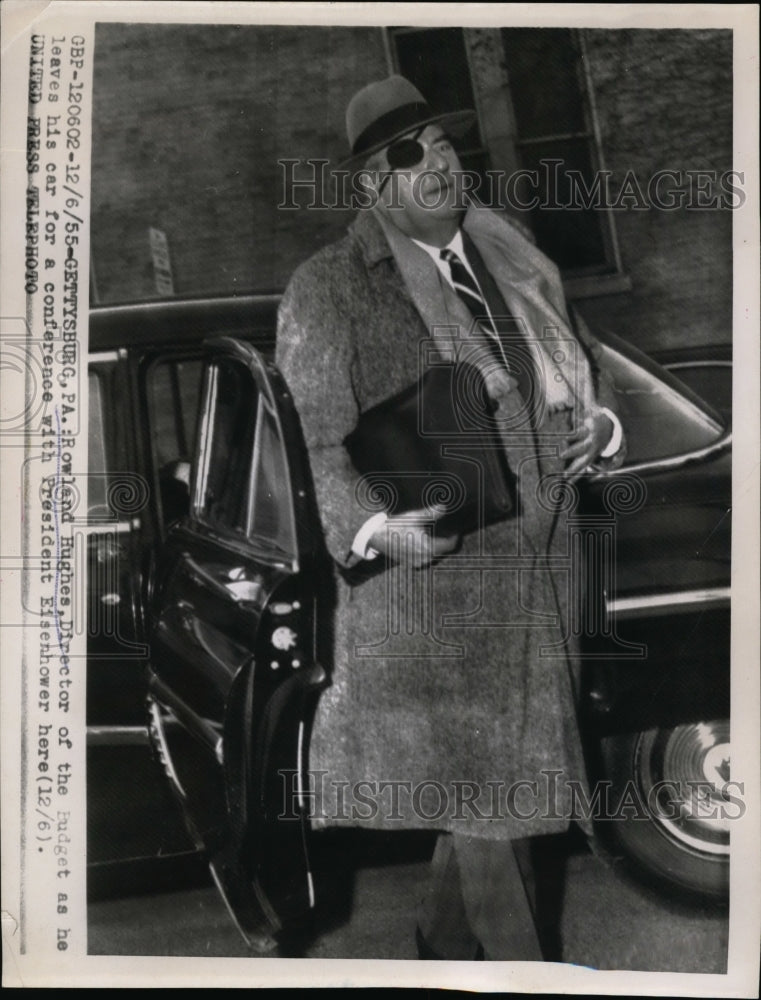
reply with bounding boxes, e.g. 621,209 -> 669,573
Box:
371,124 -> 465,244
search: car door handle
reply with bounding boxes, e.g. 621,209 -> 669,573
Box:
181,553 -> 262,605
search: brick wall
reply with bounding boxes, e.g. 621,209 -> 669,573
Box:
578,29 -> 733,350
91,23 -> 388,302
91,24 -> 734,354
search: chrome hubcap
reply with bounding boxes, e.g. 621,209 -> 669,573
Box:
634,720 -> 731,856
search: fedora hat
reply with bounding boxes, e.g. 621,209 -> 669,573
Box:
340,75 -> 476,169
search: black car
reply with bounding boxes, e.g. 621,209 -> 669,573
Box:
86,294 -> 731,943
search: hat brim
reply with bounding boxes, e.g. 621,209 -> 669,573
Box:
337,108 -> 477,171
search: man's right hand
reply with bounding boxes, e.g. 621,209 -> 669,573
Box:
369,509 -> 460,568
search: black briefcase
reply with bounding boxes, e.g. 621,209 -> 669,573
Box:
344,361 -> 514,535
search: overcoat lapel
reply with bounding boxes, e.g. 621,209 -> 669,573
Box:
357,209 -> 570,549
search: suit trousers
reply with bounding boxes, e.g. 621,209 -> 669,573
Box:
418,832 -> 543,961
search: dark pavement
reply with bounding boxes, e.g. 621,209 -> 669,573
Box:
87,743 -> 728,971
88,847 -> 728,970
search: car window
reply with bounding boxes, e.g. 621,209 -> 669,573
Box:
593,333 -> 727,466
663,361 -> 732,425
147,358 -> 205,468
194,356 -> 297,559
249,391 -> 295,552
88,370 -> 109,517
196,359 -> 256,532
145,357 -> 205,527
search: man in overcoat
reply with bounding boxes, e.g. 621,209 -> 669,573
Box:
276,75 -> 625,960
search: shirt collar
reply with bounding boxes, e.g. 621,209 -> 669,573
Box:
350,209 -> 468,270
411,228 -> 465,263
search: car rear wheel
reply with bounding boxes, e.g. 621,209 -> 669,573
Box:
599,720 -> 731,901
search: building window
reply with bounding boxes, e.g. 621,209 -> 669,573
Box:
500,27 -> 619,278
388,27 -> 491,181
387,26 -> 628,295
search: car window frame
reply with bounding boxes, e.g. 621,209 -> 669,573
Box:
137,347 -> 208,537
191,346 -> 300,568
590,329 -> 732,478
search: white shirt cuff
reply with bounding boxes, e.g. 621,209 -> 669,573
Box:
351,512 -> 388,560
598,407 -> 624,458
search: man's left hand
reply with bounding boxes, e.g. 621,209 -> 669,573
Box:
560,410 -> 614,480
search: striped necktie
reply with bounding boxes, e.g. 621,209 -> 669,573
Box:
440,248 -> 497,335
441,246 -> 535,410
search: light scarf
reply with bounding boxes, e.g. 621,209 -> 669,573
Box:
373,201 -> 595,416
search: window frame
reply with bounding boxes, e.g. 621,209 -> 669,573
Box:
502,29 -> 621,276
140,348 -> 207,535
87,366 -> 110,520
87,349 -> 133,529
192,354 -> 299,563
144,353 -> 206,471
193,357 -> 257,536
384,25 -> 632,300
386,25 -> 492,178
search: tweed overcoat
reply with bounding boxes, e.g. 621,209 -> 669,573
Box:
275,206 -> 624,841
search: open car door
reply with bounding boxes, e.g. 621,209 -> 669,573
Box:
147,337 -> 327,950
